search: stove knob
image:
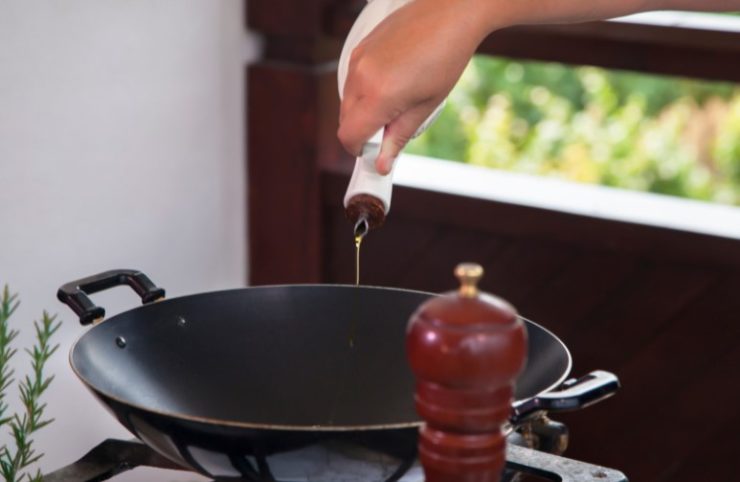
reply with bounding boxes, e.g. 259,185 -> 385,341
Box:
406,263 -> 528,482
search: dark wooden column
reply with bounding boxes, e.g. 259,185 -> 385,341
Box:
247,0 -> 358,284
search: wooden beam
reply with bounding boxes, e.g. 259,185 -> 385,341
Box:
247,0 -> 349,284
248,0 -> 333,37
248,61 -> 346,284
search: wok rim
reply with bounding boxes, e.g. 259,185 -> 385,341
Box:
69,283 -> 572,432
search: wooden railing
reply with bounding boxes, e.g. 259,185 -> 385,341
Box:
247,2 -> 740,480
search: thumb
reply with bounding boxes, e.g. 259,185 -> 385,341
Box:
375,103 -> 438,175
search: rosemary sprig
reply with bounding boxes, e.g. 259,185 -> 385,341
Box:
0,286 -> 61,482
0,287 -> 20,430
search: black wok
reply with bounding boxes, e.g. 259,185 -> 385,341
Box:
58,270 -> 618,481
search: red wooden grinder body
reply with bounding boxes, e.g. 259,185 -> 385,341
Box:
406,263 -> 527,482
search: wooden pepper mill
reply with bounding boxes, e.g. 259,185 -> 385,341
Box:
406,263 -> 528,482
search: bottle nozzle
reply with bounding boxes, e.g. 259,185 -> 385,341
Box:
345,193 -> 386,233
354,217 -> 369,239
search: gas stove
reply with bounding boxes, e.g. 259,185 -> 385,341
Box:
44,433 -> 627,482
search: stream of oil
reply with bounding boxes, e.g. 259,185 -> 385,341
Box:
354,234 -> 362,286
327,234 -> 364,425
348,234 -> 363,349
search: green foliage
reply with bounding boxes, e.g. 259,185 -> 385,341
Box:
0,286 -> 60,482
408,56 -> 740,206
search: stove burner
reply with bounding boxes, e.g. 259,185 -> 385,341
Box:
43,439 -> 627,482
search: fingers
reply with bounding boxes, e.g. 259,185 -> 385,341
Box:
375,101 -> 439,175
337,93 -> 390,157
338,42 -> 408,157
340,93 -> 438,175
337,40 -> 440,172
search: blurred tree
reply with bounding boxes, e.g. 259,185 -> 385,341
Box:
408,56 -> 740,206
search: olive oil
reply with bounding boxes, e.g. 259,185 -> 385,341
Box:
349,223 -> 368,349
354,234 -> 362,286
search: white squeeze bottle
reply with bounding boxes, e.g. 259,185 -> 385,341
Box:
338,0 -> 445,238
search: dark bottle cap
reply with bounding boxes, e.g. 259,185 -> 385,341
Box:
345,193 -> 386,234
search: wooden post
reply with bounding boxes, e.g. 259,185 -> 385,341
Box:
247,0 -> 356,284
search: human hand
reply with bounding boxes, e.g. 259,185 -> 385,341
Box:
337,0 -> 740,176
337,0 -> 494,174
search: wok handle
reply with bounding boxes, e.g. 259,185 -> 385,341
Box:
57,270 -> 165,325
511,370 -> 620,424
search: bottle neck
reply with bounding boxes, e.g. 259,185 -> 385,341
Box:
345,193 -> 387,232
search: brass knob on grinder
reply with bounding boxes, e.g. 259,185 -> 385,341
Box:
455,262 -> 484,297
406,263 -> 528,482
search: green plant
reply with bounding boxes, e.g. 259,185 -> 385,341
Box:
0,286 -> 61,482
408,56 -> 740,206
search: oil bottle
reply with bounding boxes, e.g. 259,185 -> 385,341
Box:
338,0 -> 446,242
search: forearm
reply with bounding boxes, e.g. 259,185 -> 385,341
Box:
467,0 -> 740,34
337,0 -> 740,163
499,0 -> 649,26
647,0 -> 740,11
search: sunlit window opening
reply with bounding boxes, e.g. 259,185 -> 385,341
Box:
409,55 -> 740,207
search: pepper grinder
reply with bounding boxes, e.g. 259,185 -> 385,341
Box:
338,0 -> 446,237
406,263 -> 528,482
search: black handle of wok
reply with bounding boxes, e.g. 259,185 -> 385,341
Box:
57,270 -> 165,325
511,370 -> 620,424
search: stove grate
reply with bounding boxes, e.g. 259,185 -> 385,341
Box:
43,439 -> 627,482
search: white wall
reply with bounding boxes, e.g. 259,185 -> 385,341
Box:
0,1 -> 260,480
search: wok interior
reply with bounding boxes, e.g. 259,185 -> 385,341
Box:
72,286 -> 569,428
